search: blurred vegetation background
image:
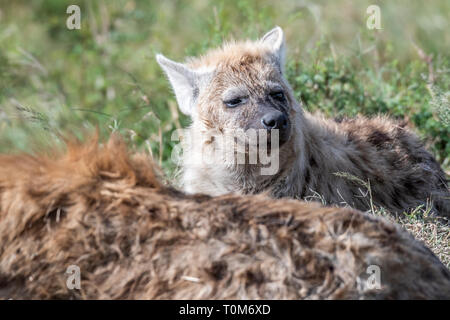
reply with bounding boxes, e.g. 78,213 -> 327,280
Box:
0,0 -> 449,177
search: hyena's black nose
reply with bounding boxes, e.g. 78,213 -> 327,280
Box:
261,111 -> 288,130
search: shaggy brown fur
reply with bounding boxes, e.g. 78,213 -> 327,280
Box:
157,27 -> 450,217
0,135 -> 449,299
275,113 -> 450,217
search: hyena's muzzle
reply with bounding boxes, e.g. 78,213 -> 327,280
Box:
261,110 -> 290,145
246,103 -> 291,147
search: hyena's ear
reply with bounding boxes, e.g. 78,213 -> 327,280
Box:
156,54 -> 199,116
261,26 -> 286,72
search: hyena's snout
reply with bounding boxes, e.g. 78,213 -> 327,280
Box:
261,110 -> 291,146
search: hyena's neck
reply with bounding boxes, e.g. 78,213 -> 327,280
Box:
179,125 -> 243,196
269,111 -> 361,200
180,133 -> 290,196
276,112 -> 358,198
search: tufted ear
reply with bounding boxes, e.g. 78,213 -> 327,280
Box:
156,54 -> 199,116
261,26 -> 286,72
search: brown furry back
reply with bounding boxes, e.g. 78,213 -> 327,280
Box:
0,135 -> 449,299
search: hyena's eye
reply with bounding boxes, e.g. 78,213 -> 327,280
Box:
224,97 -> 247,108
270,91 -> 285,102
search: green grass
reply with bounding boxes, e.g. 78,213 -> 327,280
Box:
0,0 -> 448,266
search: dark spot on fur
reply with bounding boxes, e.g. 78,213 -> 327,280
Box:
372,170 -> 385,184
207,261 -> 228,281
389,189 -> 403,208
358,149 -> 370,164
45,207 -> 67,226
402,177 -> 423,197
421,270 -> 435,282
295,230 -> 314,247
347,130 -> 357,143
367,130 -> 391,149
348,154 -> 361,169
309,156 -> 318,168
304,170 -> 311,186
193,87 -> 199,100
334,116 -> 344,123
245,269 -> 265,285
441,268 -> 450,280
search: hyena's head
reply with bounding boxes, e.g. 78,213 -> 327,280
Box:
157,27 -> 302,155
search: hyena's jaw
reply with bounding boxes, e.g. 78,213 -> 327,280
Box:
179,126 -> 298,196
254,124 -> 292,148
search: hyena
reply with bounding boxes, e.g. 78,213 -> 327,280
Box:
157,27 -> 450,217
1,135 -> 449,299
